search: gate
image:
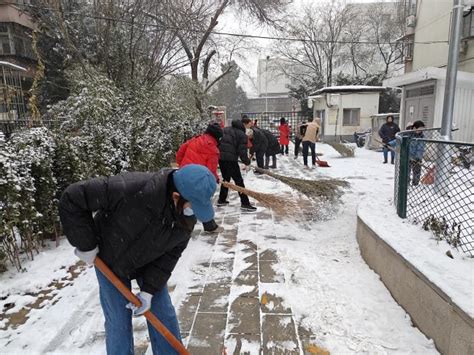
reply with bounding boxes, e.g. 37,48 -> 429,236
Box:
241,111 -> 310,138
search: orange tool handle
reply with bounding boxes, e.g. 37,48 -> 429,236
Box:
94,257 -> 190,355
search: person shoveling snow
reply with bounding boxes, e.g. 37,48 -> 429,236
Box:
59,164 -> 216,355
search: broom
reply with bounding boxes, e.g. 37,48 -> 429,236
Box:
221,181 -> 297,216
253,168 -> 348,200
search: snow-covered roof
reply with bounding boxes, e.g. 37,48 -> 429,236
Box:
370,113 -> 400,117
383,67 -> 474,88
0,61 -> 27,71
310,85 -> 387,96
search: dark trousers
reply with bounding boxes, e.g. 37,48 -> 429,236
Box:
302,141 -> 316,166
294,138 -> 302,157
410,159 -> 422,186
280,145 -> 289,155
218,160 -> 250,206
255,150 -> 265,169
265,154 -> 277,168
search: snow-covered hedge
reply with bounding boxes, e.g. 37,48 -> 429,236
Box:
0,68 -> 205,272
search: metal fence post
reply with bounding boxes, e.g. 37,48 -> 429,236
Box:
397,135 -> 410,218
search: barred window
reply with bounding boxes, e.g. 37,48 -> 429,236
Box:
343,108 -> 360,126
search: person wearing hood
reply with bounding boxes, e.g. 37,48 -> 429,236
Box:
378,115 -> 400,164
176,122 -> 223,232
248,125 -> 268,170
59,164 -> 216,355
217,117 -> 256,211
261,128 -> 280,169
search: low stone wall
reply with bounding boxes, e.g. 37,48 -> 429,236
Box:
356,217 -> 474,355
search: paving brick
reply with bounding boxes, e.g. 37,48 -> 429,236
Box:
187,313 -> 227,355
259,260 -> 284,283
262,314 -> 299,354
225,334 -> 261,355
177,294 -> 200,333
228,296 -> 260,335
260,292 -> 292,314
199,282 -> 231,313
259,249 -> 278,261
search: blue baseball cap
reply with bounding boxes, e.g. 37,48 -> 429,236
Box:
173,164 -> 217,222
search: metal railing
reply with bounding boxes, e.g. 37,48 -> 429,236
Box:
241,111 -> 310,137
394,128 -> 473,257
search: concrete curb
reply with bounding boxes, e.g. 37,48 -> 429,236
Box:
356,216 -> 473,355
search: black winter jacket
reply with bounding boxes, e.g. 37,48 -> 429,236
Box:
252,127 -> 268,154
379,122 -> 400,143
261,129 -> 280,155
219,119 -> 251,164
58,169 -> 196,294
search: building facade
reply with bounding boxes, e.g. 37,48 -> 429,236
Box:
384,1 -> 474,143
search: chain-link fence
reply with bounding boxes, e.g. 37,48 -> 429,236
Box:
394,128 -> 474,257
241,111 -> 310,138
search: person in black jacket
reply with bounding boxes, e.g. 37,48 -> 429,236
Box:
58,164 -> 216,355
378,115 -> 400,164
217,117 -> 256,211
250,126 -> 268,169
261,128 -> 280,169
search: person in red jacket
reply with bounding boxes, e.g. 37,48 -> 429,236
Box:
279,117 -> 290,155
176,122 -> 222,182
176,122 -> 223,233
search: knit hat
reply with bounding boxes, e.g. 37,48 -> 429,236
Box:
206,122 -> 223,141
173,164 -> 216,222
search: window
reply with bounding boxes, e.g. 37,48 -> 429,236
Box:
315,110 -> 325,120
404,40 -> 414,62
463,7 -> 474,39
406,0 -> 417,16
343,108 -> 360,126
0,37 -> 12,55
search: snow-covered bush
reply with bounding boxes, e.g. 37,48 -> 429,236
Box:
9,128 -> 58,243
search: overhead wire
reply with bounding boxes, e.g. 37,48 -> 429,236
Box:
6,2 -> 450,46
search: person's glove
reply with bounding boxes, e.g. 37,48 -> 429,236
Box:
74,246 -> 98,265
126,291 -> 153,317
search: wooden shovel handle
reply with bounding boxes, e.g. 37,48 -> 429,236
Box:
94,257 -> 190,355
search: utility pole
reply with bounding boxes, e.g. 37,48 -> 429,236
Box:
435,0 -> 464,195
265,55 -> 269,113
440,0 -> 463,140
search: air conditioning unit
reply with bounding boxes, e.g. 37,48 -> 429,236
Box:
406,15 -> 416,28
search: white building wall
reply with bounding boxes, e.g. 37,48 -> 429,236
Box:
313,92 -> 380,139
411,1 -> 474,73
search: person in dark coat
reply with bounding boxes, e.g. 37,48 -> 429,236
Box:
250,126 -> 268,170
217,117 -> 256,211
378,115 -> 400,164
58,164 -> 216,355
261,128 -> 280,169
176,122 -> 223,233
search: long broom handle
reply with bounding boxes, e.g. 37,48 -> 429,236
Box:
94,257 -> 190,355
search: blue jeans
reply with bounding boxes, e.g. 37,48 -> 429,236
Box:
383,139 -> 396,162
95,268 -> 182,355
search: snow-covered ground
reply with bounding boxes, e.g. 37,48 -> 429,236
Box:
0,144 -> 450,354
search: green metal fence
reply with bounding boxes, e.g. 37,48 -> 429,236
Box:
394,128 -> 474,257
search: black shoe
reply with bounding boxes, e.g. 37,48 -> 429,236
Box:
241,204 -> 257,212
383,161 -> 388,164
217,200 -> 229,206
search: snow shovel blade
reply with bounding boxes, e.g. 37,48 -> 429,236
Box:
316,157 -> 330,167
421,166 -> 436,185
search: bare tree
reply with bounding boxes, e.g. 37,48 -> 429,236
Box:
274,1 -> 352,87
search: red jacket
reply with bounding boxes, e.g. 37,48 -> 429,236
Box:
176,133 -> 220,181
279,124 -> 290,145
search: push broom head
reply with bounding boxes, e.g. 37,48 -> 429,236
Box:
221,181 -> 297,217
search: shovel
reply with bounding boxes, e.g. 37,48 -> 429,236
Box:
316,156 -> 330,167
94,257 -> 190,355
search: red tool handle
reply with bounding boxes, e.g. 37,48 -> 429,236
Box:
94,257 -> 190,355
